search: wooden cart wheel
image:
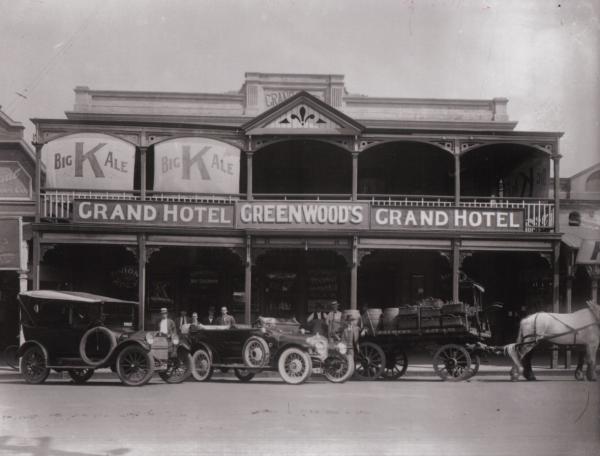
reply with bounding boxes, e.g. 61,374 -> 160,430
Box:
382,350 -> 408,380
463,354 -> 481,380
432,344 -> 472,381
354,342 -> 386,380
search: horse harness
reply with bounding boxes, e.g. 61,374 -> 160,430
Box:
518,310 -> 600,348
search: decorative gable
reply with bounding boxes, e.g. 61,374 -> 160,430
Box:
243,91 -> 363,136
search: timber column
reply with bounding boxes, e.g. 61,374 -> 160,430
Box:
350,236 -> 358,310
32,139 -> 43,290
244,235 -> 252,323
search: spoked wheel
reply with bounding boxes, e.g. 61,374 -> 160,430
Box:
4,345 -> 19,370
191,349 -> 213,382
433,344 -> 472,381
323,354 -> 354,383
464,354 -> 481,380
242,336 -> 270,368
20,346 -> 50,384
354,342 -> 386,380
278,347 -> 312,385
234,368 -> 256,382
159,349 -> 192,384
116,345 -> 154,386
68,369 -> 95,384
382,350 -> 408,380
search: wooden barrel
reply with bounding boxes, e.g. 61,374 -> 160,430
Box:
342,309 -> 361,325
363,308 -> 382,333
382,307 -> 400,330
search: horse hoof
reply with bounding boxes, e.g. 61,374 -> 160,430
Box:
574,371 -> 584,381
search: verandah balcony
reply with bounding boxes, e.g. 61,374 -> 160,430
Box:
40,190 -> 555,232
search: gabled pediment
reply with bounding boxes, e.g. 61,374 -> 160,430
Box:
242,91 -> 363,136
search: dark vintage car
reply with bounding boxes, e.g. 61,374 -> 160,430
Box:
17,290 -> 192,386
186,317 -> 354,385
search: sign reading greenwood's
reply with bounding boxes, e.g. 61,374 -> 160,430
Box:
72,200 -> 525,232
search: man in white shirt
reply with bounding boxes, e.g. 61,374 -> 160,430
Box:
158,308 -> 176,336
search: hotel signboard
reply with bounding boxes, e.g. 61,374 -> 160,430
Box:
72,200 -> 524,232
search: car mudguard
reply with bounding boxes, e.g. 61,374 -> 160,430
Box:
16,340 -> 49,362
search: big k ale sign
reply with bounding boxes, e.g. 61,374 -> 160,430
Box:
154,137 -> 240,194
42,133 -> 135,191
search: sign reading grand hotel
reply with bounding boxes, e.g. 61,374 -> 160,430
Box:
72,200 -> 524,232
42,133 -> 135,191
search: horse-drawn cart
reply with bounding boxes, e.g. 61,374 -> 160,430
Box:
355,282 -> 492,381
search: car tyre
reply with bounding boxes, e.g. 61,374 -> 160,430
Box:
323,354 -> 354,383
191,349 -> 213,382
242,336 -> 270,368
234,368 -> 255,382
68,369 -> 95,384
116,345 -> 154,386
278,347 -> 312,385
20,345 -> 50,384
159,348 -> 192,384
79,326 -> 117,367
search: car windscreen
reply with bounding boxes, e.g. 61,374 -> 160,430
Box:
101,302 -> 137,329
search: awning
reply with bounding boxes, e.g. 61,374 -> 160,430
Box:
19,290 -> 137,305
560,215 -> 600,265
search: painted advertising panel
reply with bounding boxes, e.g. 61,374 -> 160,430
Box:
0,161 -> 31,200
370,207 -> 524,231
73,200 -> 234,228
42,133 -> 135,191
154,137 -> 240,194
235,202 -> 370,230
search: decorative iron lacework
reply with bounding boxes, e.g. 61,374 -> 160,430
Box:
267,104 -> 335,129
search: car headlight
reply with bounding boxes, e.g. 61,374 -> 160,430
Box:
145,332 -> 154,345
336,342 -> 347,355
172,334 -> 180,345
314,339 -> 327,358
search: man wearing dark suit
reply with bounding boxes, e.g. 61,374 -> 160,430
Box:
216,306 -> 236,326
202,306 -> 217,325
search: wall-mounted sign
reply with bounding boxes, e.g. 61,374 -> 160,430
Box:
371,207 -> 524,231
73,200 -> 234,228
0,217 -> 23,270
42,133 -> 135,191
264,90 -> 324,108
0,161 -> 32,200
236,202 -> 370,230
154,137 -> 240,194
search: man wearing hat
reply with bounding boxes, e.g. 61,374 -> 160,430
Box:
325,300 -> 343,337
158,308 -> 176,336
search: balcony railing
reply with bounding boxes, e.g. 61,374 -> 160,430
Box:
40,190 -> 555,232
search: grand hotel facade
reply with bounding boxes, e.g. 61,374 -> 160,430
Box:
23,72 -> 564,340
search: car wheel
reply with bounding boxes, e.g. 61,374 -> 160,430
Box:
116,345 -> 154,386
242,336 -> 270,368
20,345 -> 50,384
68,369 -> 94,384
278,347 -> 312,385
234,368 -> 255,382
191,349 -> 213,382
79,326 -> 117,367
158,349 -> 192,384
323,354 -> 354,383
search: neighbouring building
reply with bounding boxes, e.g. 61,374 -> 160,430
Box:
28,72 -> 564,343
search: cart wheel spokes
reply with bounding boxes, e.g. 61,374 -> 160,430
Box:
433,344 -> 472,382
354,342 -> 385,380
159,349 -> 192,384
21,346 -> 50,384
191,349 -> 213,382
116,345 -> 154,386
382,350 -> 408,380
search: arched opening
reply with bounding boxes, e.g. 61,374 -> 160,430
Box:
460,144 -> 550,198
253,140 -> 351,197
253,249 -> 349,321
358,142 -> 454,197
585,170 -> 600,192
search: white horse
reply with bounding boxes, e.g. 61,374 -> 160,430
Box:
505,300 -> 600,381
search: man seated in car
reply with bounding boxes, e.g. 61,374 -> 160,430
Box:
216,306 -> 236,327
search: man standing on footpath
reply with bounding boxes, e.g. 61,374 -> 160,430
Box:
158,307 -> 176,336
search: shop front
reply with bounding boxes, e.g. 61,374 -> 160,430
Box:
30,73 -> 563,341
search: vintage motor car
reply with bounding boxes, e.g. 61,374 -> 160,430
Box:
17,290 -> 192,386
186,317 -> 354,385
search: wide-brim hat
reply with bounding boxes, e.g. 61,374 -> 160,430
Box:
160,307 -> 168,314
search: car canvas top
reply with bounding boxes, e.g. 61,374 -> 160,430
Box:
19,290 -> 138,305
